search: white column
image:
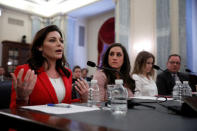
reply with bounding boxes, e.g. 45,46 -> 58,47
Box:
115,0 -> 130,50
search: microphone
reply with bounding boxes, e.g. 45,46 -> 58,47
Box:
185,69 -> 197,75
87,61 -> 97,67
153,65 -> 164,72
185,68 -> 192,73
87,61 -> 122,75
185,68 -> 197,74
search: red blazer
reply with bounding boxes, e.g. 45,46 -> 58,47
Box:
10,64 -> 79,108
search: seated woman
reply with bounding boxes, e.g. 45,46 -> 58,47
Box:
93,43 -> 135,101
10,25 -> 88,108
132,51 -> 158,96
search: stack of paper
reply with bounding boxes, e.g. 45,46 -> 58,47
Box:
21,104 -> 100,114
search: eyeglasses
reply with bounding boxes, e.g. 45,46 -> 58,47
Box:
169,61 -> 180,65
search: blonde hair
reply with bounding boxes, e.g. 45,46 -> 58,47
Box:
132,51 -> 155,78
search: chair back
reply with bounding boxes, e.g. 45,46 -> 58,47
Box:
0,80 -> 12,109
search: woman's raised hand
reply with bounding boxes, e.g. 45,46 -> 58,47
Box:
74,79 -> 89,102
11,69 -> 37,102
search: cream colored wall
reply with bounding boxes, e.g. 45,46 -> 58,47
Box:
0,8 -> 32,66
87,10 -> 114,76
170,0 -> 179,54
129,0 -> 156,67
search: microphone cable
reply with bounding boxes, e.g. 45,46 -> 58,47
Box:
127,99 -> 156,109
155,96 -> 186,115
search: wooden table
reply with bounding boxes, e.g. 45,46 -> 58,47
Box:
0,100 -> 197,131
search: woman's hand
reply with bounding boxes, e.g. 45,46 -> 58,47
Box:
10,69 -> 37,103
74,79 -> 89,102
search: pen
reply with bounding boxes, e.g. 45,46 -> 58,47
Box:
47,104 -> 71,108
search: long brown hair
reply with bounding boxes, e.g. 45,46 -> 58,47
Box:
27,25 -> 70,78
132,51 -> 155,78
102,43 -> 135,92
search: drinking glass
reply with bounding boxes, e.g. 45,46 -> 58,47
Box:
106,84 -> 115,108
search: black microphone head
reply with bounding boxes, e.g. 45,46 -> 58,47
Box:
87,61 -> 96,67
185,68 -> 191,73
153,65 -> 160,70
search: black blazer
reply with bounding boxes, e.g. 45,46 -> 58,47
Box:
156,69 -> 189,96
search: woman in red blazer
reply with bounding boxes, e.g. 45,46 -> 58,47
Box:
10,25 -> 88,108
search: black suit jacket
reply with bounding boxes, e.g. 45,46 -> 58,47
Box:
156,69 -> 189,95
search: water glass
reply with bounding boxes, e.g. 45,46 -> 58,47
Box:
106,84 -> 115,107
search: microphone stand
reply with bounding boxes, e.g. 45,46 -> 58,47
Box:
153,65 -> 165,72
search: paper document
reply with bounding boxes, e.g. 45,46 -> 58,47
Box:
21,103 -> 100,114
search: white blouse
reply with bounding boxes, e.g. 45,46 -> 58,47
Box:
132,74 -> 158,97
49,77 -> 65,102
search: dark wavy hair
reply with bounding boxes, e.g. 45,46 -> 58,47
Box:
27,25 -> 70,78
101,43 -> 135,92
132,51 -> 155,78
